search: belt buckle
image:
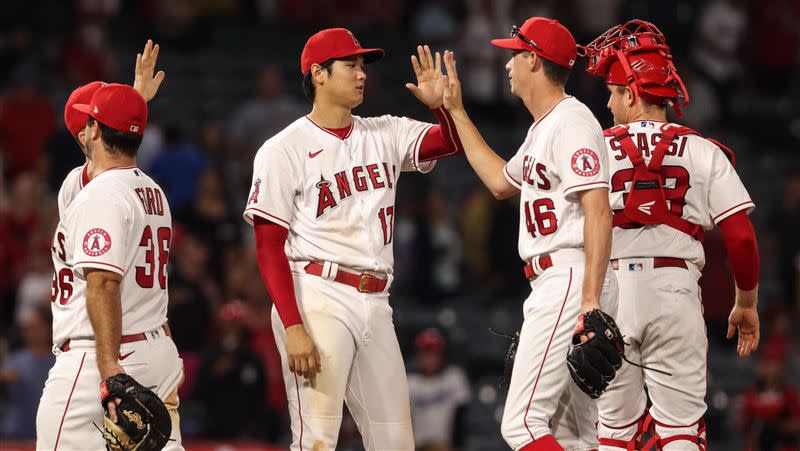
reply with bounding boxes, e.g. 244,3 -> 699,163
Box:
357,273 -> 375,293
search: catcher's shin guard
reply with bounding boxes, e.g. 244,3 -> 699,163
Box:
642,415 -> 706,451
597,409 -> 648,450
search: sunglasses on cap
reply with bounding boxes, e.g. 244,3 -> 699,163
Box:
512,25 -> 542,52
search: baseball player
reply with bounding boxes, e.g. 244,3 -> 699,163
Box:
440,17 -> 619,451
36,84 -> 183,450
580,20 -> 760,450
244,28 -> 464,450
59,39 -> 165,220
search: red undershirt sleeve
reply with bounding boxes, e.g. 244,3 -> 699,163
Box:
418,106 -> 464,162
717,210 -> 759,291
254,216 -> 302,328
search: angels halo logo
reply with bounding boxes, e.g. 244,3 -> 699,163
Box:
83,228 -> 111,256
571,148 -> 600,177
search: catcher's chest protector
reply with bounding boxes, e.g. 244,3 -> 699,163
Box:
607,124 -> 704,240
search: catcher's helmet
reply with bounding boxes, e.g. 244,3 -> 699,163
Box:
580,20 -> 689,116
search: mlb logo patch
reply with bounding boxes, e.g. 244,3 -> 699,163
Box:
628,263 -> 643,271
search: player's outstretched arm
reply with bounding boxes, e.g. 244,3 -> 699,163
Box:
133,39 -> 166,103
442,51 -> 518,199
405,45 -> 444,109
577,187 -> 612,312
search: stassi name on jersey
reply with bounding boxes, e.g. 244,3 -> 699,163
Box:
608,132 -> 688,161
316,162 -> 397,217
134,187 -> 166,216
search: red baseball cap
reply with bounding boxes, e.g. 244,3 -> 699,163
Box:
301,28 -> 384,75
491,17 -> 577,69
72,83 -> 147,136
415,328 -> 445,352
64,81 -> 106,137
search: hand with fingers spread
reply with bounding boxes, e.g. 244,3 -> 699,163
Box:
405,45 -> 445,109
727,289 -> 760,357
441,50 -> 465,114
133,39 -> 166,102
286,324 -> 321,384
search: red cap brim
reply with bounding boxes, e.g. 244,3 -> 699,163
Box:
491,38 -> 526,50
72,103 -> 92,114
347,48 -> 384,63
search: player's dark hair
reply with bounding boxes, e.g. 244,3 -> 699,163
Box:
541,57 -> 571,86
87,116 -> 143,157
614,85 -> 665,109
302,59 -> 336,102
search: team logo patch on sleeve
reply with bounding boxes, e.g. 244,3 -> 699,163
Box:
248,178 -> 261,205
571,148 -> 600,177
83,228 -> 111,256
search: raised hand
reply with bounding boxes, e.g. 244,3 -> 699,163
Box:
405,45 -> 444,109
133,39 -> 166,102
441,50 -> 464,113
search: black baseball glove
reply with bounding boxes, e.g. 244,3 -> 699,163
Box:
490,329 -> 520,390
566,309 -> 625,399
99,374 -> 171,451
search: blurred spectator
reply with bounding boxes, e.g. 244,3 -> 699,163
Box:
14,240 -> 52,326
407,329 -> 470,451
147,124 -> 208,212
152,0 -> 209,52
426,187 -> 462,297
0,79 -> 55,177
227,66 -> 305,199
747,2 -> 800,94
0,26 -> 34,86
167,231 -> 221,352
460,0 -> 507,111
411,0 -> 464,49
228,66 -> 306,158
691,0 -> 747,117
194,301 -> 277,440
0,173 -> 46,309
176,168 -> 242,281
766,168 -> 800,308
0,304 -> 55,439
737,343 -> 800,451
135,122 -> 165,171
699,227 -> 736,346
59,23 -> 119,85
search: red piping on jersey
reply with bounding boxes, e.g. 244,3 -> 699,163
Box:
523,268 -> 573,440
564,181 -> 608,194
54,352 -> 86,451
418,107 -> 465,161
80,164 -> 90,188
246,207 -> 291,228
504,165 -> 522,187
294,373 -> 304,449
531,96 -> 573,132
410,125 -> 432,172
73,261 -> 124,273
305,116 -> 354,140
713,201 -> 755,222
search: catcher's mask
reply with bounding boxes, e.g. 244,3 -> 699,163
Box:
580,20 -> 689,117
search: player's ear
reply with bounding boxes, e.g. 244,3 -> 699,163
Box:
625,86 -> 636,107
311,63 -> 326,87
528,51 -> 539,72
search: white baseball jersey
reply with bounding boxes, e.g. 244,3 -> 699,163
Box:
503,96 -> 609,262
51,166 -> 172,347
57,164 -> 89,221
243,115 -> 435,273
606,121 -> 755,266
408,366 -> 471,445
